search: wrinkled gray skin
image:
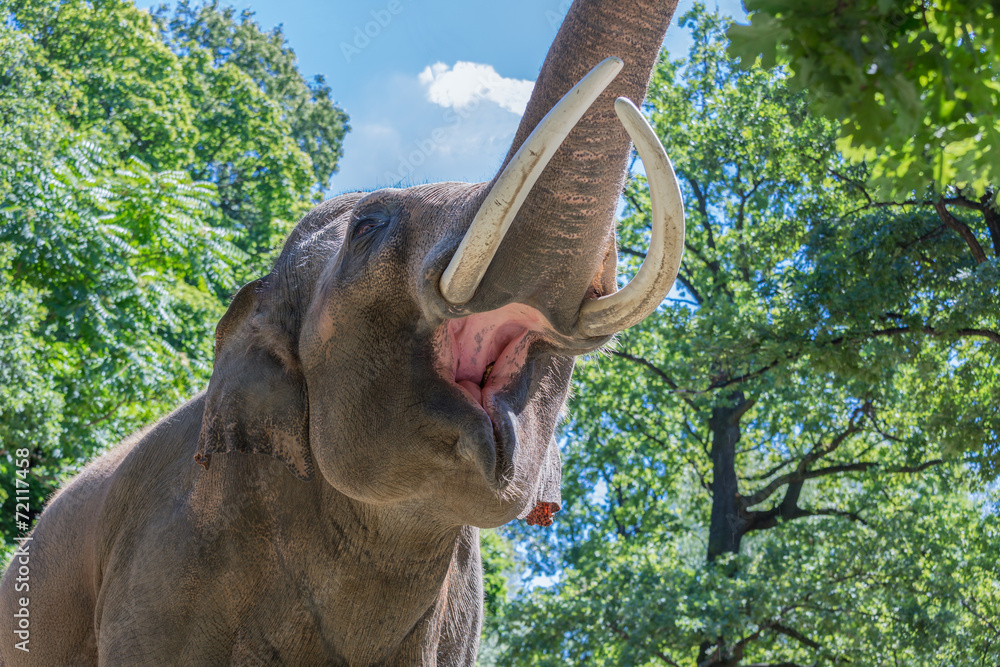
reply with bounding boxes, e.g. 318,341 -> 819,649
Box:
0,0 -> 678,664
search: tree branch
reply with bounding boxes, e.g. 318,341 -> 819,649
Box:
616,320 -> 997,426
867,196 -> 981,211
961,596 -> 1000,639
676,268 -> 704,304
746,457 -> 795,482
944,194 -> 986,212
734,177 -> 765,283
869,325 -> 1000,346
771,623 -> 822,650
748,506 -> 869,534
610,350 -> 698,409
933,199 -> 988,264
746,458 -> 945,534
610,351 -> 679,390
600,468 -> 632,540
732,397 -> 757,422
701,360 -> 780,393
897,223 -> 947,254
884,459 -> 944,474
744,413 -> 866,508
85,398 -> 130,428
607,618 -> 681,667
683,240 -> 715,271
864,190 -> 999,259
818,159 -> 873,204
681,172 -> 714,249
621,246 -> 703,305
806,508 -> 867,523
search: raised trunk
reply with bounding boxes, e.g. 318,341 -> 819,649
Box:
475,0 -> 681,332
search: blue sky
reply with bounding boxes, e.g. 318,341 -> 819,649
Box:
136,0 -> 746,195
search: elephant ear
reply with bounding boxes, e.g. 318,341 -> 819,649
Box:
195,279 -> 313,480
521,436 -> 562,527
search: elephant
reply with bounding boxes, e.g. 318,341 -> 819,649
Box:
0,0 -> 684,664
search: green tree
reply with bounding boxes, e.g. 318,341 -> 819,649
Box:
479,529 -> 517,666
161,0 -> 349,193
727,0 -> 1000,197
727,0 -> 1000,277
7,0 -> 197,169
496,9 -> 999,665
157,0 -> 350,255
0,133 -> 245,544
10,0 -> 350,259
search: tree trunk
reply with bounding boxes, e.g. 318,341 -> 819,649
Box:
706,392 -> 750,562
698,391 -> 752,666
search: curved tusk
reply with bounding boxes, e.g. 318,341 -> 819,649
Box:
577,97 -> 685,338
440,57 -> 625,305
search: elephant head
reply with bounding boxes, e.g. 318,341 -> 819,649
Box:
194,0 -> 684,530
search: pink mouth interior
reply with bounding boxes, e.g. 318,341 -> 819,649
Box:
439,303 -> 551,409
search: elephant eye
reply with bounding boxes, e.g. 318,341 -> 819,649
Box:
352,215 -> 389,241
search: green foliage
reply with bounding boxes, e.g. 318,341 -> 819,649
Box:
0,133 -> 242,544
160,0 -> 349,192
479,529 -> 516,666
156,0 -> 350,256
8,0 -> 197,169
503,472 -> 1000,666
497,8 -> 1000,664
728,0 -> 1000,196
482,529 -> 516,619
9,0 -> 349,261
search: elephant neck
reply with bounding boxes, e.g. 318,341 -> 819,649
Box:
268,468 -> 480,663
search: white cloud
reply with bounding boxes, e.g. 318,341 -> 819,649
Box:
329,65 -> 535,194
418,61 -> 534,115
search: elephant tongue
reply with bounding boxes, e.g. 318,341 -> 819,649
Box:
456,379 -> 483,405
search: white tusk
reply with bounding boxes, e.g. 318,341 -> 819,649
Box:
577,97 -> 685,337
439,57 -> 625,305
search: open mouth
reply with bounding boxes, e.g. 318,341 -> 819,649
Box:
435,303 -> 552,481
441,303 -> 549,411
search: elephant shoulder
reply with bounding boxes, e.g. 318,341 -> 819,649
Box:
0,395 -> 195,664
94,393 -> 207,554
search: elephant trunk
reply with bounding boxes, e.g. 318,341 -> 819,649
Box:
449,0 -> 682,336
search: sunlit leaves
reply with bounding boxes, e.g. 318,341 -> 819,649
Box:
0,133 -> 242,477
8,0 -> 198,169
728,0 -> 1000,197
157,0 -> 350,257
